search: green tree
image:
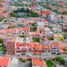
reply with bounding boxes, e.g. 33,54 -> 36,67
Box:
62,12 -> 67,15
0,39 -> 3,44
46,60 -> 53,67
55,56 -> 65,64
0,18 -> 3,22
10,12 -> 16,17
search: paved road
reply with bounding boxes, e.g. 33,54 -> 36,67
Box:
19,61 -> 32,67
56,64 -> 65,67
41,52 -> 67,59
40,52 -> 55,60
10,56 -> 18,67
52,60 -> 65,67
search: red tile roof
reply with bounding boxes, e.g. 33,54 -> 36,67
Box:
0,27 -> 29,34
0,56 -> 9,66
33,51 -> 41,54
38,10 -> 50,15
32,58 -> 44,66
16,42 -> 22,49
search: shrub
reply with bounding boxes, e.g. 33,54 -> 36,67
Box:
48,37 -> 53,40
46,60 -> 53,67
19,35 -> 26,38
0,39 -> 3,44
33,38 -> 40,42
21,59 -> 26,63
55,56 -> 65,64
10,12 -> 16,17
0,18 -> 3,22
30,27 -> 37,32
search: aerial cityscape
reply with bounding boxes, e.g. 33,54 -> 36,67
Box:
0,0 -> 67,67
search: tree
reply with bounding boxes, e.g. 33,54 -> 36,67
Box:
0,18 -> 3,22
55,56 -> 65,64
62,12 -> 67,15
0,38 -> 3,44
46,60 -> 53,67
10,12 -> 16,17
31,12 -> 39,17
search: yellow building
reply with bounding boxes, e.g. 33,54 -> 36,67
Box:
53,34 -> 64,41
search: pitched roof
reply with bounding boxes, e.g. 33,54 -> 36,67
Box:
16,42 -> 22,49
0,56 -> 9,66
32,58 -> 44,66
